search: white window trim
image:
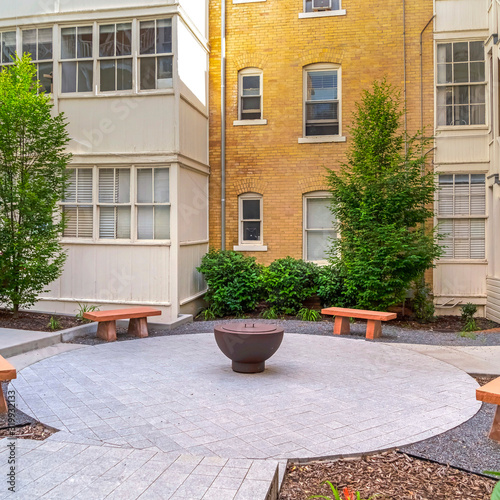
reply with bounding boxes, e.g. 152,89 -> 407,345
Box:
300,0 -> 345,18
60,165 -> 171,244
237,68 -> 263,122
303,191 -> 336,263
301,63 -> 342,141
234,192 -> 267,251
435,39 -> 487,129
436,173 -> 487,260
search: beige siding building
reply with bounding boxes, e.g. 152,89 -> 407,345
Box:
0,0 -> 209,323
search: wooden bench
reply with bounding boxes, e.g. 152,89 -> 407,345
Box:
321,307 -> 397,340
476,376 -> 500,442
83,307 -> 162,342
0,356 -> 16,414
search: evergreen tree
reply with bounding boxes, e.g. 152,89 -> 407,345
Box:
0,55 -> 71,317
327,80 -> 442,310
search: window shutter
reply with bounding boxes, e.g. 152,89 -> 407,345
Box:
99,169 -> 114,203
63,207 -> 77,237
64,169 -> 77,202
99,207 -> 115,239
78,207 -> 93,237
470,219 -> 485,259
439,219 -> 453,258
470,175 -> 485,215
77,169 -> 92,202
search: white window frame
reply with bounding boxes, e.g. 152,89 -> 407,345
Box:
299,63 -> 346,144
97,22 -> 134,93
138,18 -> 173,91
60,165 -> 171,244
234,68 -> 267,126
303,191 -> 336,263
59,24 -> 95,94
300,0 -> 346,18
0,30 -> 17,71
233,193 -> 267,252
436,173 -> 486,260
22,27 -> 54,94
436,40 -> 487,128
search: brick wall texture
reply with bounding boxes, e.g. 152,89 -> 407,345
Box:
209,0 -> 434,266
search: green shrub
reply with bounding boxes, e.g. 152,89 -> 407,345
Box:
262,257 -> 318,314
412,278 -> 435,323
197,249 -> 263,317
316,264 -> 354,308
75,303 -> 100,322
47,316 -> 60,331
261,307 -> 279,319
461,302 -> 478,332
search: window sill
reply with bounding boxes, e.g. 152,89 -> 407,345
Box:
437,259 -> 487,264
61,239 -> 171,246
298,136 -> 346,144
233,119 -> 267,126
233,244 -> 268,252
436,124 -> 488,132
299,9 -> 347,19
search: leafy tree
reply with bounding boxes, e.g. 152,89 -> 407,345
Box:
0,55 -> 71,317
326,80 -> 442,310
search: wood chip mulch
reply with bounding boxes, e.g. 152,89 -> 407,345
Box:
0,423 -> 55,441
0,310 -> 84,332
279,451 -> 496,500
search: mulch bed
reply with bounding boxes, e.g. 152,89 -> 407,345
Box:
389,316 -> 499,333
278,451 -> 496,500
0,309 -> 84,332
279,376 -> 499,499
0,422 -> 55,441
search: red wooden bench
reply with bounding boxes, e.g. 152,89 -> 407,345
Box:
321,307 -> 397,339
0,357 -> 16,414
476,376 -> 500,442
83,307 -> 162,342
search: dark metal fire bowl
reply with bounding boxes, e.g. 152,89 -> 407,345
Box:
214,323 -> 284,373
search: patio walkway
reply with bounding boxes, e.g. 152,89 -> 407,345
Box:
2,333 -> 482,499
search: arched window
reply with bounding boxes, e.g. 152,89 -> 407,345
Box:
237,193 -> 264,247
303,63 -> 341,138
303,191 -> 336,262
238,68 -> 263,121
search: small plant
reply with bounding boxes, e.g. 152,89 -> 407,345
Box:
47,316 -> 61,331
261,308 -> 279,320
412,277 -> 435,323
262,257 -> 319,314
461,302 -> 478,332
75,303 -> 100,322
484,471 -> 500,500
459,330 -> 477,340
297,307 -> 321,322
309,481 -> 375,500
201,308 -> 216,321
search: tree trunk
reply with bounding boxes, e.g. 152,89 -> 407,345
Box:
13,303 -> 19,319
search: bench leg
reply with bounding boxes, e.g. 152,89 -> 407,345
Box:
128,317 -> 148,338
333,317 -> 350,335
0,386 -> 8,414
97,321 -> 117,342
489,406 -> 500,442
366,320 -> 382,340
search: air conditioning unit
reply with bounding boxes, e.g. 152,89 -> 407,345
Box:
312,0 -> 331,11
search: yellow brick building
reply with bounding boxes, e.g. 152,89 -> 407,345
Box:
209,0 -> 434,266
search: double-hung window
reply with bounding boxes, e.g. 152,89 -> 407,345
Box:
304,193 -> 336,262
304,66 -> 340,136
136,168 -> 170,239
22,28 -> 53,94
98,168 -> 131,239
436,41 -> 486,126
0,31 -> 16,71
139,19 -> 173,90
239,69 -> 262,120
437,174 -> 486,259
99,23 -> 132,92
239,194 -> 263,245
61,26 -> 94,93
62,168 -> 94,238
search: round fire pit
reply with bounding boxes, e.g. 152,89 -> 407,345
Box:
214,323 -> 284,373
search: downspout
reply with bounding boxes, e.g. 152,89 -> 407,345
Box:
403,0 -> 407,148
420,15 -> 435,146
221,0 -> 226,250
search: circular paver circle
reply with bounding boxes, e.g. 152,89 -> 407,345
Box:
13,333 -> 480,459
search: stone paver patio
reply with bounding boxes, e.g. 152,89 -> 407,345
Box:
1,333 -> 481,498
